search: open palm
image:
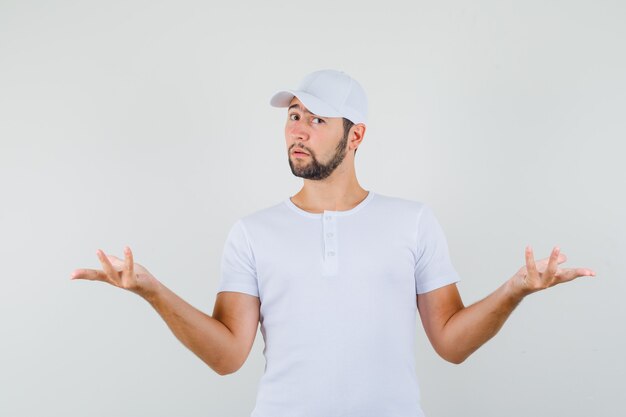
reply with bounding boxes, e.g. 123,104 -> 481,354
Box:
71,246 -> 160,299
515,245 -> 596,297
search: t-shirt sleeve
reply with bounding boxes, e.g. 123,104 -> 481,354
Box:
414,205 -> 461,294
216,219 -> 260,297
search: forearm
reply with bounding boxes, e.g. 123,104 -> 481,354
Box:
143,281 -> 236,375
440,278 -> 524,363
425,245 -> 594,364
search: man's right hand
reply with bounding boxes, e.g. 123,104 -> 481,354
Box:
71,246 -> 161,300
71,245 -> 255,375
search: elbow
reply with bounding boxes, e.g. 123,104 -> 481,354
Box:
217,369 -> 233,376
215,365 -> 230,376
215,358 -> 244,376
432,338 -> 476,364
438,348 -> 470,365
444,355 -> 467,365
215,364 -> 236,376
206,356 -> 238,376
214,362 -> 239,376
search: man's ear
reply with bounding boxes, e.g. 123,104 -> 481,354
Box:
350,123 -> 366,151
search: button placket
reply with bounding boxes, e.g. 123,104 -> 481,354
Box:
322,212 -> 338,276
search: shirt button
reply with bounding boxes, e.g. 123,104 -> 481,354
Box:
326,232 -> 334,238
327,251 -> 335,256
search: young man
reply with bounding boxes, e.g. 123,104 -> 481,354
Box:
71,69 -> 596,417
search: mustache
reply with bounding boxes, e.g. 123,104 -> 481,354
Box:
292,145 -> 310,153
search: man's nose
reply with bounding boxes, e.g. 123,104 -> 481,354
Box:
287,120 -> 309,141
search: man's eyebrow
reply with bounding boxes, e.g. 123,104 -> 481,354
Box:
288,103 -> 315,115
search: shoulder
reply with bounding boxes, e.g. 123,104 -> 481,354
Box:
243,199 -> 286,220
368,191 -> 430,219
229,199 -> 293,238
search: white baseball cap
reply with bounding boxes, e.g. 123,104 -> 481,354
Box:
269,69 -> 368,125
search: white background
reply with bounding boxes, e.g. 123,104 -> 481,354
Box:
1,1 -> 624,416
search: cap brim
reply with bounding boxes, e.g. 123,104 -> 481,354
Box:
269,90 -> 342,118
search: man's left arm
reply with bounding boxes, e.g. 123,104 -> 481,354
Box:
416,245 -> 596,364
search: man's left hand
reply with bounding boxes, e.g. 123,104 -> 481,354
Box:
511,246 -> 596,298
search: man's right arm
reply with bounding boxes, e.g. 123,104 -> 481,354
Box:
145,282 -> 239,376
72,247 -> 260,376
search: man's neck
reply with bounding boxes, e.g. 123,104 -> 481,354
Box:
290,187 -> 369,214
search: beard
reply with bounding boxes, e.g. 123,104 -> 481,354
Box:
288,131 -> 349,181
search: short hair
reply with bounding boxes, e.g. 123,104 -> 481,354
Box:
342,118 -> 357,155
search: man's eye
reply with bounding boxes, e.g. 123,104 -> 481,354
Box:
288,113 -> 324,124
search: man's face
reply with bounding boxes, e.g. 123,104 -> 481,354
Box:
285,97 -> 350,181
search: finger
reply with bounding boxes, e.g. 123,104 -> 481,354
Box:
536,252 -> 568,270
71,268 -> 94,280
124,246 -> 134,279
97,249 -> 121,284
71,268 -> 115,284
105,254 -> 125,269
545,246 -> 560,278
555,267 -> 597,283
525,245 -> 538,277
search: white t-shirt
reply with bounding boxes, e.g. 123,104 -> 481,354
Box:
217,191 -> 461,417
